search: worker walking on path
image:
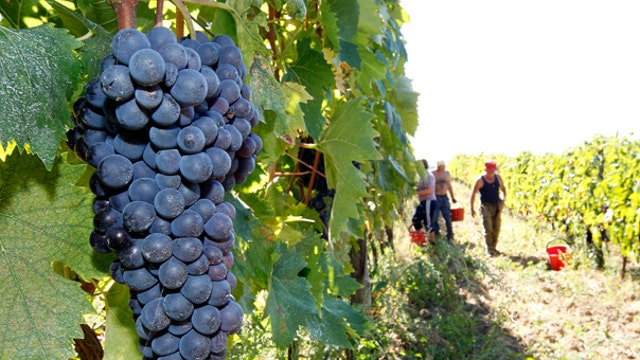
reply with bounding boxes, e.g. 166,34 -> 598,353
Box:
470,160 -> 507,256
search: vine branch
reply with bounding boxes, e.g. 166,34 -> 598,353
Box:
110,0 -> 139,29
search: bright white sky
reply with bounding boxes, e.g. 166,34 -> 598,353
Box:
401,1 -> 640,163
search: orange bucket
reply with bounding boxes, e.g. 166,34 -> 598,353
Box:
451,206 -> 464,222
546,238 -> 572,270
409,230 -> 426,246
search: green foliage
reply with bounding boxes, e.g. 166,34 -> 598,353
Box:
0,150 -> 108,359
0,25 -> 84,169
0,0 -> 420,357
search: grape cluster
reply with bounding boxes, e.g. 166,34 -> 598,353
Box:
67,26 -> 262,360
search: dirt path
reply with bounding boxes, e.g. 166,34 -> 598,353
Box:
445,180 -> 640,359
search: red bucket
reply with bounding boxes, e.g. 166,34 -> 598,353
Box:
409,230 -> 426,246
451,207 -> 464,222
546,238 -> 572,270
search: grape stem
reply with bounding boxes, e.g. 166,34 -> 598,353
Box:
110,0 -> 139,30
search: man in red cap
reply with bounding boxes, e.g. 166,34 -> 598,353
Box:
470,160 -> 507,256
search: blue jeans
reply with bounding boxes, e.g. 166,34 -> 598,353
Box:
434,195 -> 453,240
412,200 -> 439,234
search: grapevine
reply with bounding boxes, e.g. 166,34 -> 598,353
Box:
449,134 -> 640,272
67,25 -> 260,359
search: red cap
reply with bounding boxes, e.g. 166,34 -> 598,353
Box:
485,160 -> 497,172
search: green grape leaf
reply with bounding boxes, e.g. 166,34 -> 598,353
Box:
326,0 -> 358,41
0,24 -> 83,169
0,151 -> 108,360
104,282 -> 140,360
388,76 -> 419,136
318,98 -> 381,240
318,0 -> 339,50
265,244 -> 318,348
0,0 -> 46,28
307,296 -> 367,348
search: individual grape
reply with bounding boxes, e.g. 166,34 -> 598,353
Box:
208,279 -> 230,307
177,181 -> 200,207
135,85 -> 163,109
218,79 -> 241,103
97,154 -> 134,189
104,224 -> 131,252
168,319 -> 193,336
80,105 -> 107,130
87,142 -> 115,168
84,129 -> 109,147
150,125 -> 180,150
177,126 -> 206,154
231,116 -> 252,138
149,216 -> 172,235
236,135 -> 256,158
100,64 -> 135,101
136,283 -> 161,305
212,127 -> 231,150
179,330 -> 211,360
147,26 -> 177,49
171,69 -> 208,106
226,271 -> 237,291
225,124 -> 243,152
135,316 -> 151,341
158,257 -> 188,289
240,82 -> 251,101
218,45 -> 243,68
163,292 -> 194,322
209,96 -> 229,115
109,260 -> 125,284
204,212 -> 233,240
203,245 -> 223,265
142,143 -> 157,170
210,330 -> 228,354
151,331 -> 180,357
181,274 -> 211,305
178,106 -> 195,127
133,160 -> 157,180
214,201 -> 236,219
122,200 -> 156,233
180,37 -> 201,50
156,149 -> 182,175
199,180 -> 225,204
187,254 -> 209,275
152,94 -> 181,126
207,262 -> 227,282
141,233 -> 173,263
219,300 -> 243,333
108,190 -> 131,212
92,198 -> 110,215
158,43 -> 188,70
85,77 -> 107,108
200,66 -> 220,99
215,63 -> 239,82
130,298 -> 144,317
172,236 -> 203,263
191,116 -> 219,146
118,239 -> 145,269
123,267 -> 158,291
89,230 -> 111,254
221,249 -> 234,270
140,297 -> 171,332
164,62 -> 179,88
93,207 -> 122,233
191,305 -> 221,335
111,28 -> 151,65
156,174 -> 182,189
213,34 -> 235,47
171,210 -> 204,238
113,131 -> 148,161
128,177 -> 159,203
154,188 -> 185,219
211,234 -> 235,253
115,98 -> 149,131
236,156 -> 256,181
184,47 -> 202,70
189,199 -> 216,223
196,42 -> 219,66
205,147 -> 232,178
180,153 -> 213,183
129,48 -> 166,86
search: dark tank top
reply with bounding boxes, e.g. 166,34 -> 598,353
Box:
479,175 -> 501,204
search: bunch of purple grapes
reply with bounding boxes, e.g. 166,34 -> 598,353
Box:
67,26 -> 262,360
